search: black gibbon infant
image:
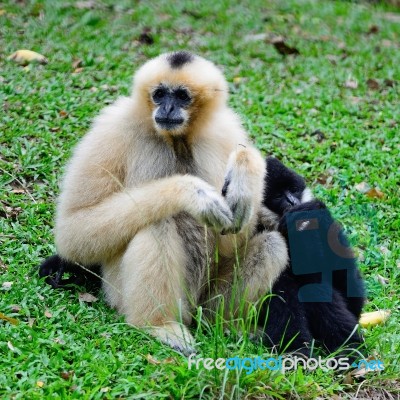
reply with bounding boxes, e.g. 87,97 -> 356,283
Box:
259,157 -> 365,357
41,51 -> 289,354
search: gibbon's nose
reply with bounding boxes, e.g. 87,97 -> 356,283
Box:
284,190 -> 300,206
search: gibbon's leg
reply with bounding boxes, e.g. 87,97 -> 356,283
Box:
116,216 -> 209,355
261,270 -> 312,357
304,287 -> 364,358
203,230 -> 288,321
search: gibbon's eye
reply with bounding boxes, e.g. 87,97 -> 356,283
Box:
175,88 -> 191,102
152,88 -> 166,101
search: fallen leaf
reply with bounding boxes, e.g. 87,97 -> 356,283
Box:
379,246 -> 390,255
381,39 -> 393,47
28,318 -> 36,327
351,367 -> 368,379
367,25 -> 379,34
344,80 -> 358,89
0,9 -> 6,16
10,304 -> 21,313
343,370 -> 354,384
7,341 -> 16,351
75,0 -> 97,9
36,381 -> 44,388
78,292 -> 98,303
73,67 -> 84,74
11,188 -> 25,194
145,354 -> 175,365
72,59 -> 83,69
0,261 -> 7,272
8,50 -> 48,66
54,338 -> 66,345
0,312 -> 19,325
146,354 -> 161,365
383,12 -> 400,23
348,96 -> 363,105
376,274 -> 389,286
44,310 -> 52,318
100,387 -> 110,393
311,129 -> 326,142
384,79 -> 396,87
366,78 -> 380,90
244,33 -> 268,42
359,310 -> 390,327
326,54 -> 338,65
60,370 -> 74,380
138,28 -> 154,45
354,182 -> 370,193
2,281 -> 13,289
0,203 -> 23,220
270,36 -> 300,56
365,187 -> 384,199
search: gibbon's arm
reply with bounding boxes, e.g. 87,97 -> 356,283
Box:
56,172 -> 233,265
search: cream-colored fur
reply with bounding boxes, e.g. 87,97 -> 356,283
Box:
55,52 -> 288,354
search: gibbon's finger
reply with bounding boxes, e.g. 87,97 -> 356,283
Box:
221,200 -> 253,234
201,202 -> 234,230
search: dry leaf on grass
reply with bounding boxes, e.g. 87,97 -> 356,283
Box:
0,312 -> 19,325
78,292 -> 98,303
359,310 -> 391,328
376,274 -> 389,286
366,78 -> 380,90
8,50 -> 48,65
354,182 -> 370,193
60,370 -> 75,380
145,354 -> 175,365
138,28 -> 154,45
367,25 -> 379,34
365,187 -> 384,199
2,281 -> 13,289
269,36 -> 300,56
344,79 -> 358,89
44,310 -> 52,318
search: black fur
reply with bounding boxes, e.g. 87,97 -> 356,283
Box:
167,51 -> 194,69
259,157 -> 365,357
38,255 -> 101,291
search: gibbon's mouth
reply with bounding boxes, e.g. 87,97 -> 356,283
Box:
155,117 -> 185,130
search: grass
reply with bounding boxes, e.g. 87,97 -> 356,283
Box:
0,0 -> 399,398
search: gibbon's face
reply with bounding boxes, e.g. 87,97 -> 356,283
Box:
132,51 -> 229,137
265,157 -> 307,216
150,84 -> 192,133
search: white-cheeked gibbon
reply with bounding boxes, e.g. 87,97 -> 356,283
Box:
52,51 -> 288,354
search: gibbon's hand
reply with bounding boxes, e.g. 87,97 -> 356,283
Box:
221,169 -> 253,234
179,176 -> 234,231
221,147 -> 265,234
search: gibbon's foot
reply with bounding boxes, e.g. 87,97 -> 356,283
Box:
148,322 -> 196,356
182,176 -> 234,231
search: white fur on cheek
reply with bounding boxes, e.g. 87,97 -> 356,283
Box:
301,188 -> 314,203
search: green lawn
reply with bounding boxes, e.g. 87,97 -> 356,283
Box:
1,0 -> 399,398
